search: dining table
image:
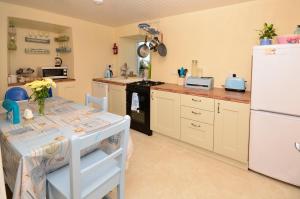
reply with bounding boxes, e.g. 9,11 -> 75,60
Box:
0,96 -> 133,199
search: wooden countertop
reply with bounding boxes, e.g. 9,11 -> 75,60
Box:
93,77 -> 142,86
151,83 -> 251,104
8,78 -> 76,87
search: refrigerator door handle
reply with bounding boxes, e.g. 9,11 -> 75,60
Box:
295,142 -> 300,152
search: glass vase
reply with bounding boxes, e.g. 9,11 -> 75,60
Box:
38,98 -> 45,115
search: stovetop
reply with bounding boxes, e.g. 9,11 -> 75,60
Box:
129,80 -> 164,87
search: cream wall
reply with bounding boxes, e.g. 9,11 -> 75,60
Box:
115,0 -> 300,89
0,2 -> 114,102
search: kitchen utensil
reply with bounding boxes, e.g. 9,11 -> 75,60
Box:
157,33 -> 167,57
137,35 -> 150,58
149,37 -> 159,52
10,75 -> 17,83
55,57 -> 63,67
224,74 -> 246,92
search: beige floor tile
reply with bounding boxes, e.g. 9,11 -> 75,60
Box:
123,130 -> 300,199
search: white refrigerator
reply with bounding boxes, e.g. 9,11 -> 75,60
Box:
250,44 -> 300,187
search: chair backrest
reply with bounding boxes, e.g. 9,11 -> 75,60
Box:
85,93 -> 108,112
5,87 -> 29,101
48,88 -> 53,98
69,115 -> 130,199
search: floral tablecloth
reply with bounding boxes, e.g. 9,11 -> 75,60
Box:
0,97 -> 132,199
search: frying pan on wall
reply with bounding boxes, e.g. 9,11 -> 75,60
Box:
157,33 -> 167,57
137,35 -> 150,58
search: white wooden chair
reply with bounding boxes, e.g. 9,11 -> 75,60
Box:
85,93 -> 108,112
46,115 -> 131,199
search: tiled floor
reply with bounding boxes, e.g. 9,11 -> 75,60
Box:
123,130 -> 300,199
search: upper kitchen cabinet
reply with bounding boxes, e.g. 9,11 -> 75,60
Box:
214,100 -> 250,163
108,84 -> 126,116
150,90 -> 180,139
7,17 -> 74,86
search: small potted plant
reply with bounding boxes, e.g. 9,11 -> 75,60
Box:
257,23 -> 277,45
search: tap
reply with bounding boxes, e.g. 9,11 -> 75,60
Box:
2,99 -> 20,124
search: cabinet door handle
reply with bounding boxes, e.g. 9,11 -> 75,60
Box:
192,98 -> 201,102
191,111 -> 201,115
217,103 -> 220,114
191,123 -> 201,128
295,142 -> 300,152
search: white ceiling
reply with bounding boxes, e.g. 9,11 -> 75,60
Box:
1,0 -> 254,27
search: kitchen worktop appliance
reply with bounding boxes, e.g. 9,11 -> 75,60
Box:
185,77 -> 214,90
224,74 -> 246,92
39,66 -> 68,79
126,80 -> 164,136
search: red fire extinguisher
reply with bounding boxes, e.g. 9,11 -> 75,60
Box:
113,43 -> 118,55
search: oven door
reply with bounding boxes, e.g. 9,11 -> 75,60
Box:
126,88 -> 151,135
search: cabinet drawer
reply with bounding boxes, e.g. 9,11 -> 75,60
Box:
181,106 -> 214,124
181,94 -> 214,111
180,118 -> 213,151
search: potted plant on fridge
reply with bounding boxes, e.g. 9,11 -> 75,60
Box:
257,23 -> 277,45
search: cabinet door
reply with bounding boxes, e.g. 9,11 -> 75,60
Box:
108,84 -> 126,116
214,100 -> 250,163
181,118 -> 214,151
92,82 -> 108,98
56,82 -> 78,102
150,90 -> 180,139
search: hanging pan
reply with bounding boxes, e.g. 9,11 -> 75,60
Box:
157,33 -> 167,57
137,35 -> 150,58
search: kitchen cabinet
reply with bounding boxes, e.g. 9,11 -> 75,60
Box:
180,94 -> 214,150
150,90 -> 180,139
108,84 -> 126,116
92,81 -> 108,98
181,118 -> 214,151
214,100 -> 250,163
56,81 -> 78,102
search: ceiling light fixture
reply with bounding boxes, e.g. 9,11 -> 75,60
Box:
93,0 -> 104,5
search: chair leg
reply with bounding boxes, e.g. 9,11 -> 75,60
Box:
117,183 -> 124,199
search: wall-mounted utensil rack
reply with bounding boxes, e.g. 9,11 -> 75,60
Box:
138,23 -> 160,36
54,35 -> 69,42
25,37 -> 50,44
25,48 -> 50,54
55,35 -> 71,53
56,47 -> 72,53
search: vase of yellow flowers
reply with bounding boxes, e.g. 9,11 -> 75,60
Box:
25,78 -> 56,115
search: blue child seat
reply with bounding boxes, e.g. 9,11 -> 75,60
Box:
5,87 -> 29,101
48,88 -> 53,98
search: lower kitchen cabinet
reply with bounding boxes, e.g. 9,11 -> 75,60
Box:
150,90 -> 181,139
214,100 -> 250,163
181,118 -> 214,151
92,81 -> 108,98
108,84 -> 126,116
56,81 -> 78,102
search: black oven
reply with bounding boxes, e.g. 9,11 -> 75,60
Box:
126,81 -> 164,136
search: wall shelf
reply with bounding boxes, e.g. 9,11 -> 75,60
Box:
54,35 -> 69,42
25,48 -> 50,54
25,37 -> 50,44
56,47 -> 71,53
